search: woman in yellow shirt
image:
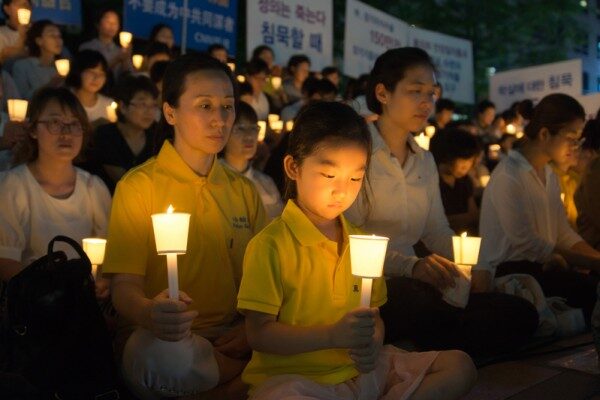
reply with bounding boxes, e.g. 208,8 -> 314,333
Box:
238,101 -> 476,399
102,54 -> 266,400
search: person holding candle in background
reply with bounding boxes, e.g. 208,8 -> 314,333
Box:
251,45 -> 287,111
149,23 -> 176,54
346,47 -> 538,357
0,87 -> 111,300
66,50 -> 114,126
475,94 -> 600,325
221,101 -> 283,221
282,54 -> 311,105
102,54 -> 266,400
244,57 -> 271,121
208,43 -> 229,64
238,101 -> 476,400
12,20 -> 65,100
0,0 -> 31,64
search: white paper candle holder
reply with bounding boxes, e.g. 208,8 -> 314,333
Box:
349,235 -> 389,307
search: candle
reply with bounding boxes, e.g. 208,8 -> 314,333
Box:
349,235 -> 389,307
271,76 -> 282,90
268,114 -> 280,125
488,144 -> 501,160
55,59 -> 70,77
414,133 -> 430,150
119,31 -> 133,48
480,175 -> 491,188
151,205 -> 191,300
82,238 -> 107,280
425,125 -> 436,137
132,54 -> 144,70
561,193 -> 566,203
516,131 -> 524,139
506,123 -> 516,134
106,101 -> 118,123
17,8 -> 30,25
236,75 -> 246,83
270,120 -> 284,133
452,232 -> 481,266
286,120 -> 294,131
227,62 -> 235,72
7,99 -> 28,122
257,121 -> 267,142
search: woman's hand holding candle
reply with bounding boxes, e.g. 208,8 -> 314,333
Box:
412,254 -> 460,289
148,289 -> 198,342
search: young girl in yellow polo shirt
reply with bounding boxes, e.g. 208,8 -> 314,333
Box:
238,101 -> 477,399
102,54 -> 266,400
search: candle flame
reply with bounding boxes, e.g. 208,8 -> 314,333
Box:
110,101 -> 117,110
461,232 -> 467,238
167,205 -> 174,214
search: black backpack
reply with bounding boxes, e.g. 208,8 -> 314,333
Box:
0,236 -> 120,400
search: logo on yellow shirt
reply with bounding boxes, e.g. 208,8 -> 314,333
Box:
232,216 -> 250,229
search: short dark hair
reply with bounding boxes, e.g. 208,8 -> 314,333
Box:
366,47 -> 436,115
476,100 -> 495,115
524,93 -> 585,140
114,74 -> 159,121
321,66 -> 339,76
149,23 -> 172,42
150,60 -> 170,84
435,98 -> 455,114
207,43 -> 227,55
430,128 -> 481,165
26,20 -> 58,58
301,77 -> 337,98
65,50 -> 110,91
238,81 -> 253,97
95,8 -> 119,25
287,54 -> 311,70
251,45 -> 273,60
235,100 -> 258,124
246,58 -> 270,76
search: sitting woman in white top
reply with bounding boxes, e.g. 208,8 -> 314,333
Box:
244,58 -> 271,121
12,19 -> 65,100
0,87 -> 111,299
66,50 -> 114,127
346,47 -> 538,357
221,101 -> 283,220
475,93 -> 600,324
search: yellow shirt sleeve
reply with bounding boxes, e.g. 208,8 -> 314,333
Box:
370,276 -> 387,308
237,235 -> 283,316
102,177 -> 152,276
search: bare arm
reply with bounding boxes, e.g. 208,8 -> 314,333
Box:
556,241 -> 600,272
110,273 -> 153,328
0,258 -> 22,281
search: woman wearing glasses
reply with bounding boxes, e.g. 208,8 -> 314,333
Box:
0,87 -> 111,299
475,93 -> 600,326
221,101 -> 283,220
89,74 -> 159,193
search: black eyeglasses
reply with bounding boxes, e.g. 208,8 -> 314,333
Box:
37,119 -> 84,136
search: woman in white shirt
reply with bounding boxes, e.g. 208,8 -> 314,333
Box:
66,49 -> 114,127
0,87 -> 111,299
476,93 -> 600,323
244,58 -> 271,121
221,101 -> 282,220
347,47 -> 538,356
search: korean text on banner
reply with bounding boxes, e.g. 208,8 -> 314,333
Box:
343,0 -> 408,78
490,59 -> 582,112
123,0 -> 238,54
31,0 -> 81,26
246,0 -> 333,70
408,26 -> 474,104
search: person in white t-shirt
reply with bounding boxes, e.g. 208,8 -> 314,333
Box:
66,49 -> 114,127
245,58 -> 271,121
346,47 -> 538,357
475,93 -> 600,324
0,87 -> 111,300
221,101 -> 283,220
0,0 -> 30,63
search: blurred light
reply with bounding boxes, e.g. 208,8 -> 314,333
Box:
487,67 -> 496,77
580,0 -> 587,8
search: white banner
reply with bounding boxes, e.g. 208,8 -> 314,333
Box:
343,0 -> 409,78
246,0 -> 333,71
490,59 -> 582,112
576,93 -> 600,120
407,27 -> 474,104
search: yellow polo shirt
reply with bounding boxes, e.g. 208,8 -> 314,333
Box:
103,141 -> 267,335
238,200 -> 387,389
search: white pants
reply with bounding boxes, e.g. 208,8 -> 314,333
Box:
251,345 -> 439,400
121,329 -> 220,399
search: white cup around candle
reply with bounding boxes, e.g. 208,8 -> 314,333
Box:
106,101 -> 118,123
236,75 -> 246,83
82,238 -> 107,280
268,114 -> 280,125
270,120 -> 283,133
349,235 -> 389,307
271,76 -> 282,90
425,125 -> 436,137
286,120 -> 294,131
55,59 -> 70,77
119,31 -> 133,48
480,175 -> 491,188
488,144 -> 501,160
516,131 -> 524,139
227,62 -> 235,72
132,54 -> 144,70
257,121 -> 267,142
506,123 -> 516,134
415,133 -> 430,150
452,232 -> 481,266
561,193 -> 566,204
17,8 -> 31,25
7,99 -> 28,122
151,205 -> 191,300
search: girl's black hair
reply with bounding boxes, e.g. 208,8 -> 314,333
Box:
366,47 -> 436,115
65,50 -> 110,91
25,19 -> 58,58
235,100 -> 258,124
524,93 -> 585,140
284,101 -> 372,201
287,54 -> 311,70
